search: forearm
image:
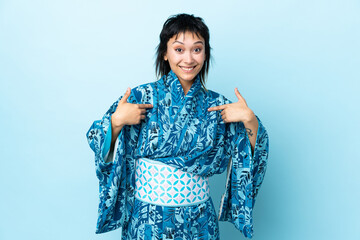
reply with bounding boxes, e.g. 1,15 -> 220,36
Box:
243,111 -> 258,155
110,116 -> 124,151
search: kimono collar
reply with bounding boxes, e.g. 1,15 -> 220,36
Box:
162,69 -> 202,101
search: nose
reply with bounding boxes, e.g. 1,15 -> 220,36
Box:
184,51 -> 194,64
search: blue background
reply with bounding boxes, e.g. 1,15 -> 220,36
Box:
1,0 -> 359,239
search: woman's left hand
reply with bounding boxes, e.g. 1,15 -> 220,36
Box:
207,88 -> 255,123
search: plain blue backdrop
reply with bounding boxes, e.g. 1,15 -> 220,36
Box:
1,0 -> 359,239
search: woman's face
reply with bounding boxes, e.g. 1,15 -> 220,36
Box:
164,31 -> 206,86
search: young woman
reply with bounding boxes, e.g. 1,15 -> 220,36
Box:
86,13 -> 269,239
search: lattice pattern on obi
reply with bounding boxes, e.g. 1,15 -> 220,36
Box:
135,157 -> 210,207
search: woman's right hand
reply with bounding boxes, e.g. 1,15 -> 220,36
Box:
111,87 -> 153,128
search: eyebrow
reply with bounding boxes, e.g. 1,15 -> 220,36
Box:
172,40 -> 204,45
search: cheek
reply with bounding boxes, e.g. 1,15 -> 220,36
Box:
167,52 -> 181,63
196,53 -> 206,61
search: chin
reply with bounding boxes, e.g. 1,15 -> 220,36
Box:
180,74 -> 197,82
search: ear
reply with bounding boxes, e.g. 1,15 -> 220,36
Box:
164,55 -> 168,61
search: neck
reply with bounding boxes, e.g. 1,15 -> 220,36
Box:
178,79 -> 194,95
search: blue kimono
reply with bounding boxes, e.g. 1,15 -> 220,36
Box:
86,70 -> 269,239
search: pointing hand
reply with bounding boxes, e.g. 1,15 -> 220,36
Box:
207,88 -> 254,123
111,87 -> 153,127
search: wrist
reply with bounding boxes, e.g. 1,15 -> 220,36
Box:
111,115 -> 125,129
243,109 -> 256,124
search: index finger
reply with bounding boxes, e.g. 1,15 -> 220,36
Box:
138,104 -> 154,109
207,105 -> 227,111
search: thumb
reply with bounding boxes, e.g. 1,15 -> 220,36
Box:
119,87 -> 131,103
235,87 -> 248,106
235,88 -> 242,100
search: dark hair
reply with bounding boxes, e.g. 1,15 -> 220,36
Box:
155,13 -> 212,90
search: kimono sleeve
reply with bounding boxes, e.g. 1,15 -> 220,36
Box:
218,115 -> 269,238
85,89 -> 139,234
85,96 -> 122,181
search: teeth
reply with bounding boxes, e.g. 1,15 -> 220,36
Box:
181,66 -> 194,70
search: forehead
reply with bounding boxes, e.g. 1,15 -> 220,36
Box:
171,31 -> 204,42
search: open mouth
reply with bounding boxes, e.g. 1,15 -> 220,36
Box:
180,66 -> 196,71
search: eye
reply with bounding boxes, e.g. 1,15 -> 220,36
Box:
194,48 -> 202,53
175,48 -> 183,52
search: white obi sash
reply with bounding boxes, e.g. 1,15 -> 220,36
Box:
135,157 -> 210,207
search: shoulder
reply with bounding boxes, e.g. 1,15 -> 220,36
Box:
129,80 -> 158,104
204,89 -> 233,105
